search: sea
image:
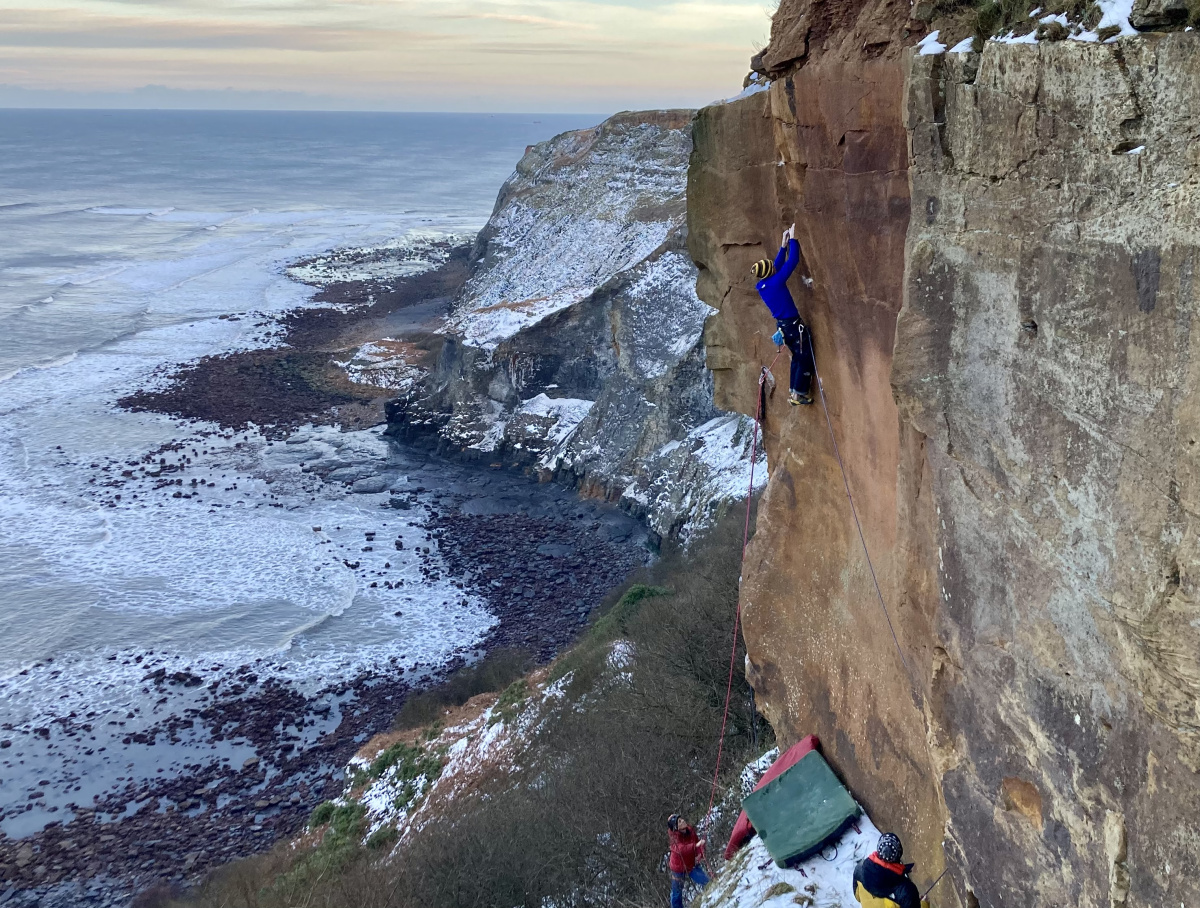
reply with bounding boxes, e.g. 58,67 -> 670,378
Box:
0,109 -> 601,844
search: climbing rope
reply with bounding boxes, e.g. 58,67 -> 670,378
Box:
812,351 -> 910,675
701,348 -> 782,841
702,336 -> 911,845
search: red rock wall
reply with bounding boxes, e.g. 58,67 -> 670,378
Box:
687,0 -> 952,895
692,1 -> 1200,903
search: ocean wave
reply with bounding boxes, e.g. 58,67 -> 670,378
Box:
0,351 -> 79,385
86,207 -> 176,217
59,263 -> 130,286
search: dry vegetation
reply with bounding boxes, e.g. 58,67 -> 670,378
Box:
165,512 -> 770,908
931,0 -> 1198,51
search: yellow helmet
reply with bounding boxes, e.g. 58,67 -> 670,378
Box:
752,259 -> 774,280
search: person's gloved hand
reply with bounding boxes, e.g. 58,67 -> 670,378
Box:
772,329 -> 784,347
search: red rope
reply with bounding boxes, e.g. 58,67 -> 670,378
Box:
698,334 -> 911,865
702,348 -> 783,841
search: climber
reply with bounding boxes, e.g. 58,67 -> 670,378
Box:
852,833 -> 926,908
667,814 -> 709,908
753,223 -> 815,405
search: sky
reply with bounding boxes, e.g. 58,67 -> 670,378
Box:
0,0 -> 775,112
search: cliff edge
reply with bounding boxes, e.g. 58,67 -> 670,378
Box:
388,110 -> 765,541
689,1 -> 1200,904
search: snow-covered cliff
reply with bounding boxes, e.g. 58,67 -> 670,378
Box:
386,110 -> 765,541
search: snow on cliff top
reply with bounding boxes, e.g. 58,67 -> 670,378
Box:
917,0 -> 1141,52
443,114 -> 691,351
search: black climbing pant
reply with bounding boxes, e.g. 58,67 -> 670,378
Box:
777,316 -> 814,396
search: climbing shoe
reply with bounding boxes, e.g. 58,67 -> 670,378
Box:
789,391 -> 813,406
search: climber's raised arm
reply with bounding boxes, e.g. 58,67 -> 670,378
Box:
777,236 -> 801,281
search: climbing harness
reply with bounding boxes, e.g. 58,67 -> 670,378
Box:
703,331 -> 912,839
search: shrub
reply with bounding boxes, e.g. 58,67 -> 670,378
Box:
367,742 -> 442,783
487,678 -> 529,726
327,801 -> 366,837
365,826 -> 399,851
548,584 -> 668,691
393,647 -> 533,730
308,801 -> 336,829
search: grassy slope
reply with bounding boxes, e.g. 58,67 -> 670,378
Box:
165,512 -> 771,908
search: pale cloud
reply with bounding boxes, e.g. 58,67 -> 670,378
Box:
0,0 -> 772,111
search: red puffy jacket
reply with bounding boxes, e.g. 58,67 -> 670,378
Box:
668,827 -> 705,873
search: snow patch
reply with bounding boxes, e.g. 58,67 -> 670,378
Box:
917,30 -> 947,54
339,339 -> 427,392
627,414 -> 768,542
287,230 -> 469,287
695,825 -> 881,908
717,77 -> 771,105
519,394 -> 595,452
621,250 -> 716,380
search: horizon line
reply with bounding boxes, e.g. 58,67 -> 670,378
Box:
0,106 -> 625,115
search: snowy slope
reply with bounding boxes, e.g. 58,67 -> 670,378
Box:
444,112 -> 692,351
389,110 -> 766,541
696,824 -> 881,908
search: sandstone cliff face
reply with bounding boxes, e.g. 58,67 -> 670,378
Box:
689,2 -> 1200,905
689,0 -> 951,895
390,111 -> 765,540
901,36 -> 1200,908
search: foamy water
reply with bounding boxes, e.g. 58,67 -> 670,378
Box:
0,110 -> 600,838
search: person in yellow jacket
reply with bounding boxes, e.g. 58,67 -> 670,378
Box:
852,833 -> 927,908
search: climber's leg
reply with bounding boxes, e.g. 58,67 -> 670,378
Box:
689,867 -> 711,888
670,873 -> 686,908
795,324 -> 815,399
778,317 -> 812,405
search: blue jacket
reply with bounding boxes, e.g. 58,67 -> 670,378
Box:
756,238 -> 801,321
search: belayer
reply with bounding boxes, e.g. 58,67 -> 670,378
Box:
753,224 -> 815,406
667,814 -> 709,908
853,832 -> 927,908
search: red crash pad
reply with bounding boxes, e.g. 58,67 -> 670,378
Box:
723,734 -> 819,859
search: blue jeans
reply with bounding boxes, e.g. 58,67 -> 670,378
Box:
670,867 -> 710,908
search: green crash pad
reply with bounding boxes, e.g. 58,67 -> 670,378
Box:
740,750 -> 860,868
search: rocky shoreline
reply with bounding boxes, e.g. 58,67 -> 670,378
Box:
0,254 -> 652,907
118,240 -> 469,439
